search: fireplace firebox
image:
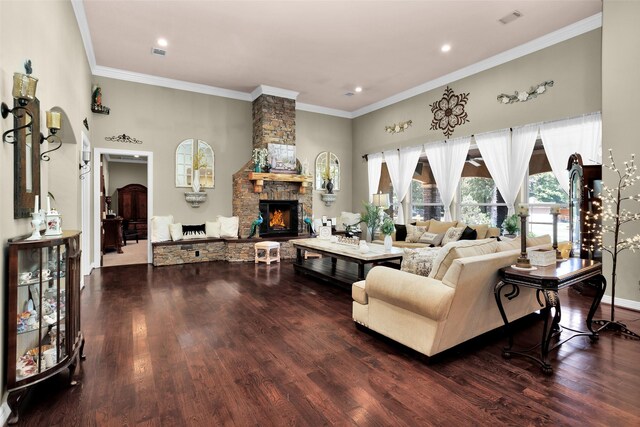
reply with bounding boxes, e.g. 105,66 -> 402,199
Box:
259,200 -> 299,237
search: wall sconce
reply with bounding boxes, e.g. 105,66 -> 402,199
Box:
79,149 -> 91,180
1,61 -> 38,144
40,111 -> 62,161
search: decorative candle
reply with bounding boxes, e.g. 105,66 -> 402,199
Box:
34,195 -> 39,213
518,203 -> 529,216
550,205 -> 561,215
47,196 -> 51,213
46,111 -> 61,130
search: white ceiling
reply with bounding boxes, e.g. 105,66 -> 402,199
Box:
78,0 -> 602,117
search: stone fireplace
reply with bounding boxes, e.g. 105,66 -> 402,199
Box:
232,90 -> 312,238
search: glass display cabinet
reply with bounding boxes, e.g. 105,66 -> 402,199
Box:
567,153 -> 602,260
6,231 -> 84,424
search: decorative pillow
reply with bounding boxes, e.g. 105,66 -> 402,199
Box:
183,231 -> 206,240
217,216 -> 239,238
183,224 -> 206,234
394,224 -> 407,242
405,224 -> 428,243
401,247 -> 441,277
459,226 -> 478,241
428,220 -> 459,234
468,224 -> 489,239
441,227 -> 465,245
205,221 -> 221,238
150,215 -> 174,242
418,232 -> 444,246
169,223 -> 183,241
429,239 -> 499,280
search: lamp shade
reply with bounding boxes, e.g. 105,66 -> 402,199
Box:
372,193 -> 390,208
12,72 -> 38,101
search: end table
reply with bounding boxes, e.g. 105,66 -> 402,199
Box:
494,258 -> 605,374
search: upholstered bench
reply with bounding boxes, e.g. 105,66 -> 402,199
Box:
254,241 -> 281,264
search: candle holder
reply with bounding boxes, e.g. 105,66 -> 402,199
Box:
516,213 -> 531,268
551,210 -> 563,260
26,212 -> 43,240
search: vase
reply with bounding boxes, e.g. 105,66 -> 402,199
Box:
192,170 -> 201,193
326,179 -> 334,194
384,235 -> 393,251
254,164 -> 261,173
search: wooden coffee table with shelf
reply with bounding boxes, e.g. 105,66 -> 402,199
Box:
291,238 -> 403,288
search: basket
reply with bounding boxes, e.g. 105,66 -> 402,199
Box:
528,249 -> 556,267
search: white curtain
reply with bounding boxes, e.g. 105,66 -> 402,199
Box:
424,136 -> 470,221
539,112 -> 602,194
367,152 -> 383,203
475,126 -> 536,215
383,146 -> 422,224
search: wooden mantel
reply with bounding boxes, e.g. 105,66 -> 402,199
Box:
248,172 -> 313,194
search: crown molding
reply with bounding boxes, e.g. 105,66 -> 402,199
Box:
250,85 -> 299,101
351,12 -> 603,118
93,66 -> 252,101
296,102 -> 352,119
71,0 -> 96,70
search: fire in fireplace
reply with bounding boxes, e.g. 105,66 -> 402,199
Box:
259,200 -> 299,237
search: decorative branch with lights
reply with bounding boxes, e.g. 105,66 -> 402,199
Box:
588,149 -> 640,339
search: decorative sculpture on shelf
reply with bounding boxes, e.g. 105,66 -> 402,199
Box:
248,212 -> 263,238
91,85 -> 110,115
304,217 -> 315,236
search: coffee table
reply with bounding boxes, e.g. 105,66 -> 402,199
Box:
291,238 -> 403,287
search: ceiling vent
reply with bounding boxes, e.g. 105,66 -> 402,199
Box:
498,10 -> 522,25
151,47 -> 167,57
344,92 -> 355,97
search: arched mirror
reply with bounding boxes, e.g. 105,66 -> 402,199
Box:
175,139 -> 214,188
315,151 -> 340,191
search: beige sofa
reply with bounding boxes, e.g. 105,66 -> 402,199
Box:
352,235 -> 551,357
387,219 -> 501,249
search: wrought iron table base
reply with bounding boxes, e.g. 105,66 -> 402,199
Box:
494,275 -> 606,375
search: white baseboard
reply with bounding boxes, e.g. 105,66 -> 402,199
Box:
0,399 -> 12,426
600,295 -> 640,312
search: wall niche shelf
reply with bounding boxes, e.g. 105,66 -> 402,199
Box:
248,172 -> 313,194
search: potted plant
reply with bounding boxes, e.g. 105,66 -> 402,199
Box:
192,149 -> 207,193
380,215 -> 395,251
321,169 -> 334,194
251,148 -> 268,173
360,201 -> 381,242
502,214 -> 519,238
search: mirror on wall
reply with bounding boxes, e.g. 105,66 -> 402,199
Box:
14,98 -> 41,218
315,151 -> 340,191
175,139 -> 214,188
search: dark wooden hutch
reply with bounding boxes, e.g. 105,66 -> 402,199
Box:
567,153 -> 602,259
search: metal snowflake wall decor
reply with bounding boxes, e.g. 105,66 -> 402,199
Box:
429,86 -> 470,138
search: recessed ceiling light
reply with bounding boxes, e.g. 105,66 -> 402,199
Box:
355,86 -> 363,93
157,38 -> 168,47
441,44 -> 451,53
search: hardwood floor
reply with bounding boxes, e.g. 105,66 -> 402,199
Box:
14,261 -> 640,426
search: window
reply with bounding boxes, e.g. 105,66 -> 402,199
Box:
378,163 -> 399,219
458,177 -> 508,227
175,139 -> 214,188
527,171 -> 569,240
410,159 -> 444,221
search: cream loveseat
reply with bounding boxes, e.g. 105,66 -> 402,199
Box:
352,236 -> 551,357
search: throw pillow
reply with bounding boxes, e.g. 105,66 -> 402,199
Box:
218,216 -> 239,238
394,224 -> 407,242
441,226 -> 465,245
337,212 -> 361,232
169,223 -> 183,241
205,221 -> 221,238
459,226 -> 478,241
405,224 -> 428,243
183,231 -> 206,240
150,215 -> 174,242
401,247 -> 441,277
418,232 -> 444,246
468,224 -> 489,239
183,224 -> 206,234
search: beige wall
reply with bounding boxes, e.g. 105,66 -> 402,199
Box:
0,0 -> 92,413
351,29 -> 602,211
92,77 -> 252,224
296,111 -> 353,217
602,0 -> 640,303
